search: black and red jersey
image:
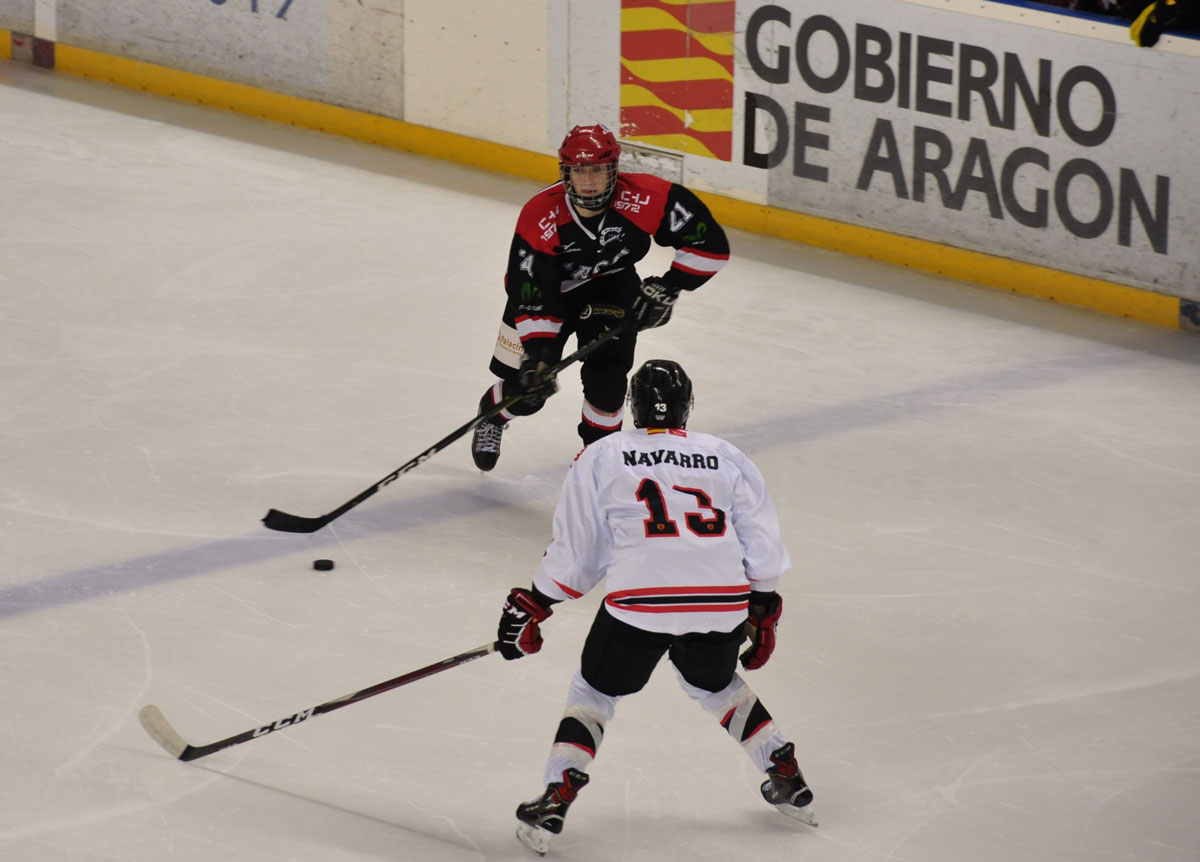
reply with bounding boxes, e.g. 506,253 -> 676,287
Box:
504,172 -> 729,349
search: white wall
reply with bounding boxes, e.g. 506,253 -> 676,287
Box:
0,0 -> 34,33
402,0 -> 547,151
46,0 -> 547,151
57,0 -> 334,101
327,0 -> 404,119
8,0 -> 1197,300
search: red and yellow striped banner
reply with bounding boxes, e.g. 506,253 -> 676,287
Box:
619,0 -> 735,161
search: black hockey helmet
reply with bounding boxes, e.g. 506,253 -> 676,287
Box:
629,359 -> 693,429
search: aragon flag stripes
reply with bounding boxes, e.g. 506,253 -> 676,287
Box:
619,0 -> 735,161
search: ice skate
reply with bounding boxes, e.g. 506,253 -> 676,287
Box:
761,742 -> 817,827
515,768 -> 589,856
471,415 -> 505,471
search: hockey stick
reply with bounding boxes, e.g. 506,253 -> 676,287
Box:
262,319 -> 632,533
139,641 -> 498,762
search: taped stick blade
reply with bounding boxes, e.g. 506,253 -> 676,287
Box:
139,704 -> 190,759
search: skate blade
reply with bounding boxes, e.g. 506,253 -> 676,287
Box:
774,802 -> 818,827
516,822 -> 553,856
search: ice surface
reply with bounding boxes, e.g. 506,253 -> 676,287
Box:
2,60 -> 1198,861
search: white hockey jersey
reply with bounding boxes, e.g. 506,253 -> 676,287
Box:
532,427 -> 791,635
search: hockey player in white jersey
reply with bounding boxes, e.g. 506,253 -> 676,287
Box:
494,359 -> 816,856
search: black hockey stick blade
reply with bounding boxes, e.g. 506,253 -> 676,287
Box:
262,319 -> 632,533
139,641 -> 499,762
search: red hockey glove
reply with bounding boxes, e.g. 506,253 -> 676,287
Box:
498,587 -> 553,660
740,592 -> 782,670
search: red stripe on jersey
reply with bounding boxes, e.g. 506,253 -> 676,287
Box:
605,583 -> 749,615
671,261 -> 719,276
605,599 -> 750,614
611,584 -> 748,597
514,314 -> 565,326
551,579 -> 584,599
515,313 -> 564,346
671,247 -> 729,277
678,246 -> 729,262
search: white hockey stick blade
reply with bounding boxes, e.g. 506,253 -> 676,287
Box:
139,704 -> 189,759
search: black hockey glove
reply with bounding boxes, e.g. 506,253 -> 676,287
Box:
497,587 -> 553,660
740,591 -> 782,670
633,277 -> 681,330
514,355 -> 559,409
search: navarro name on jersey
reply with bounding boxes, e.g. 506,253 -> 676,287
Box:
623,449 -> 720,470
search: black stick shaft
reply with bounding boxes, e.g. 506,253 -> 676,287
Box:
140,642 -> 498,761
262,320 -> 631,533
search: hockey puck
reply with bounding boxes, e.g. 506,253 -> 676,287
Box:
313,559 -> 335,571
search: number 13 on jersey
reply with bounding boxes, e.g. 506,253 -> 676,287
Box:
636,479 -> 726,538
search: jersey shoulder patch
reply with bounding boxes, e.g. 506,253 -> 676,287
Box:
515,184 -> 570,253
609,173 -> 672,231
618,172 -> 673,197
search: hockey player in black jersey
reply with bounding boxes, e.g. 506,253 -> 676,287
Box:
469,123 -> 730,471
495,360 -> 816,855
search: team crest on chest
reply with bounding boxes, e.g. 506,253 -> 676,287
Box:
599,226 -> 623,246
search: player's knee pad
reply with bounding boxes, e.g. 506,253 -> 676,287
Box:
676,670 -> 747,713
565,670 -> 621,720
547,672 -> 617,776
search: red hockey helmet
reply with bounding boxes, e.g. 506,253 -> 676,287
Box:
558,124 -> 620,210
